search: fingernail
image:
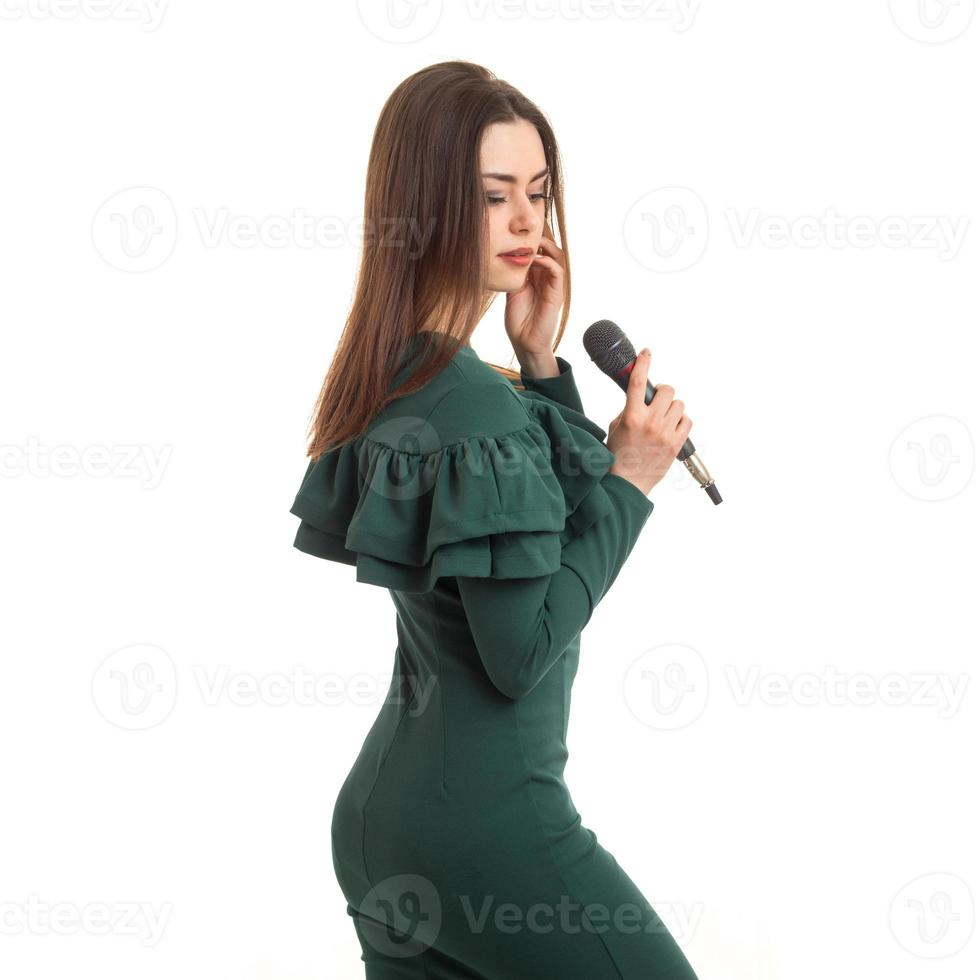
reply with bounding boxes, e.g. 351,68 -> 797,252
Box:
641,347 -> 650,356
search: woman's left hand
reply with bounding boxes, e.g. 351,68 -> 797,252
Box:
503,221 -> 566,358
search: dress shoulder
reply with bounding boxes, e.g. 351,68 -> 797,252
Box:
289,343 -> 623,593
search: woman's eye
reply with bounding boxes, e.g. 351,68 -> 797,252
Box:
486,193 -> 549,206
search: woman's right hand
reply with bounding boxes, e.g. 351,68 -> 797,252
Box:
605,348 -> 693,497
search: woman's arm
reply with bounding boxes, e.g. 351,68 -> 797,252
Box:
512,354 -> 585,415
457,471 -> 654,701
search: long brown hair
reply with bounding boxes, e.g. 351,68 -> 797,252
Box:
304,60 -> 572,461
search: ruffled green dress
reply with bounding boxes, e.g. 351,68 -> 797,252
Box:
289,333 -> 700,979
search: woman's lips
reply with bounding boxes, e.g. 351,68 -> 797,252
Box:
499,252 -> 532,266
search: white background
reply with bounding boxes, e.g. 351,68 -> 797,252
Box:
1,1 -> 978,977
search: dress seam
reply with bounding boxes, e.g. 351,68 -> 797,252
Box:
359,654 -> 420,889
512,706 -> 626,979
421,589 -> 450,799
355,419 -> 537,455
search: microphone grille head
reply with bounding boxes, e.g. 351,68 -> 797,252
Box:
583,319 -> 637,374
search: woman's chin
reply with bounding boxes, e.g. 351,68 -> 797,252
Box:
486,269 -> 528,292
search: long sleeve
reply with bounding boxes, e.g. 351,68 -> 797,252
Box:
513,355 -> 585,414
457,471 -> 654,701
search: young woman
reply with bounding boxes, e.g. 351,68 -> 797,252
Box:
290,60 -> 699,979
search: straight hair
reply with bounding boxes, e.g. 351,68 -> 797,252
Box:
304,60 -> 572,461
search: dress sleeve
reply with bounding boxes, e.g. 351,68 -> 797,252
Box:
289,370 -> 645,600
512,355 -> 585,414
457,472 -> 653,701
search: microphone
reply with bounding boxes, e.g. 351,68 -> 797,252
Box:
583,319 -> 722,505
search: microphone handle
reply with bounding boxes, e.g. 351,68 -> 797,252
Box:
609,363 -> 723,505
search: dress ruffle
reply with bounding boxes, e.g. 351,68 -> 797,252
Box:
290,389 -> 620,593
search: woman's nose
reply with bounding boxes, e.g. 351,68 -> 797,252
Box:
510,197 -> 540,235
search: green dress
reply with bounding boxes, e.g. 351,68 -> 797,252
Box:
289,333 -> 700,979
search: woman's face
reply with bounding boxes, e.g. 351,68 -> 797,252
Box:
480,119 -> 550,292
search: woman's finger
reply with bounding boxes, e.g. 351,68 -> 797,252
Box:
533,239 -> 565,271
627,349 -> 650,410
530,252 -> 564,285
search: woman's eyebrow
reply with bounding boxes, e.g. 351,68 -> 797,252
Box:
480,167 -> 550,183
